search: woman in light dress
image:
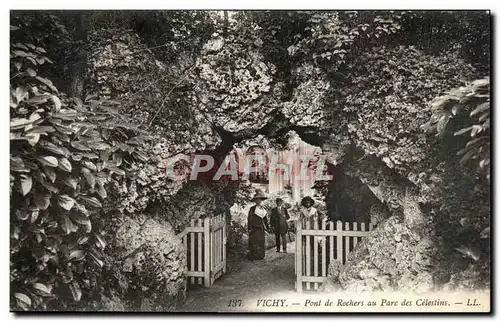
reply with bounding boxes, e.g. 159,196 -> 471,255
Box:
297,196 -> 329,279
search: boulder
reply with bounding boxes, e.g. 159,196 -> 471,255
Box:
110,214 -> 187,311
335,215 -> 438,294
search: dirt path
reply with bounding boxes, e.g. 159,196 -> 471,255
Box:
179,241 -> 296,312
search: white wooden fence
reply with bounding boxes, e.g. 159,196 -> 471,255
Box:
295,219 -> 373,292
178,214 -> 226,287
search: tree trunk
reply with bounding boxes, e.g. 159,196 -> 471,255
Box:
67,12 -> 88,98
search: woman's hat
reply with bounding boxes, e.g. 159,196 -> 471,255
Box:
252,189 -> 268,201
301,196 -> 315,207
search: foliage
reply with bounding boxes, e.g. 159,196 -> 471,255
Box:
399,11 -> 490,72
421,78 -> 490,286
289,11 -> 405,72
422,78 -> 490,180
10,23 -> 151,310
84,10 -> 216,65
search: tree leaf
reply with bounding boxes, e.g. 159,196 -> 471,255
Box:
30,210 -> 39,223
69,281 -> 82,302
454,126 -> 473,136
51,95 -> 62,112
14,86 -> 28,103
11,156 -> 29,172
16,209 -> 30,221
68,250 -> 85,261
35,76 -> 58,92
133,151 -> 148,162
27,95 -> 50,105
74,202 -> 89,216
470,125 -> 483,137
89,252 -> 104,268
77,236 -> 89,245
95,233 -> 106,249
34,193 -> 51,210
470,102 -> 489,117
43,166 -> 56,183
61,216 -> 78,235
58,157 -> 72,172
10,118 -> 33,130
54,123 -> 74,135
70,141 -> 91,151
459,148 -> 476,165
71,97 -> 83,107
79,153 -> 99,160
81,168 -> 95,189
41,141 -> 68,156
112,153 -> 123,166
87,141 -> 111,151
26,68 -> 37,77
82,161 -> 97,171
79,196 -> 102,208
54,131 -> 70,143
36,156 -> 58,167
436,112 -> 450,135
20,174 -> 32,196
14,293 -> 31,307
61,267 -> 74,284
108,167 -> 125,176
40,179 -> 58,193
454,245 -> 480,261
26,133 -> 40,146
96,185 -> 107,199
51,110 -> 79,120
61,176 -> 78,190
58,195 -> 75,211
480,226 -> 490,239
13,61 -> 22,70
70,212 -> 91,226
32,283 -> 52,297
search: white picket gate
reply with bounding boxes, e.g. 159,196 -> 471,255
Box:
295,219 -> 373,292
178,214 -> 226,287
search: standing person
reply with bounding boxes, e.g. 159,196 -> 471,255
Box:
247,189 -> 271,260
299,196 -> 325,225
298,196 -> 327,275
270,198 -> 290,253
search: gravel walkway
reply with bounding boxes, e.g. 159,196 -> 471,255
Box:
179,241 -> 296,312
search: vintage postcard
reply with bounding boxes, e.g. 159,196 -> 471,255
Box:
9,9 -> 491,313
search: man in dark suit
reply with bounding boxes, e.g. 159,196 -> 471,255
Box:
270,198 -> 290,253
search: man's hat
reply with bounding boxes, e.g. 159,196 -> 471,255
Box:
251,189 -> 268,201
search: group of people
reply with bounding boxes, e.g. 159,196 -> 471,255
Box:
247,189 -> 325,261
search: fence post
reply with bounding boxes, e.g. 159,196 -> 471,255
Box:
203,216 -> 211,287
222,215 -> 227,273
344,222 -> 350,260
336,220 -> 343,264
296,218 -> 303,292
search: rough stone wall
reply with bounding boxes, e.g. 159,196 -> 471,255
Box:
317,48 -> 486,293
113,215 -> 187,311
326,191 -> 437,294
192,35 -> 286,136
85,29 -> 226,311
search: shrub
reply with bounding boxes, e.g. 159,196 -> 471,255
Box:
10,24 -> 150,310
